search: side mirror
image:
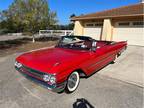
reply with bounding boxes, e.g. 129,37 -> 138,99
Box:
91,41 -> 97,52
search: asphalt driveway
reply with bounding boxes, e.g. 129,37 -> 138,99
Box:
0,46 -> 143,108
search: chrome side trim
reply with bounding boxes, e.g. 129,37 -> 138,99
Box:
89,53 -> 115,68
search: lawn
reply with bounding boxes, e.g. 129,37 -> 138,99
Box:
0,37 -> 58,57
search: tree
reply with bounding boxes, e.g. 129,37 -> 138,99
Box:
1,0 -> 58,42
70,14 -> 76,18
0,10 -> 2,22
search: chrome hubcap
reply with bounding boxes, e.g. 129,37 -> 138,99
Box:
68,74 -> 77,89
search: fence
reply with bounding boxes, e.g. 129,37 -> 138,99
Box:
39,30 -> 73,37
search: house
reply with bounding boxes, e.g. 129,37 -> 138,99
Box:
71,3 -> 144,46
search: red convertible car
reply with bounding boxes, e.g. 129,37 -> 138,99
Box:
15,36 -> 127,93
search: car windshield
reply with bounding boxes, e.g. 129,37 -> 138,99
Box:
57,36 -> 93,50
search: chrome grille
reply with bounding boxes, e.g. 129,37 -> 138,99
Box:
20,65 -> 44,79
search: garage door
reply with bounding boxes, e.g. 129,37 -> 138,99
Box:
113,21 -> 144,46
84,22 -> 103,40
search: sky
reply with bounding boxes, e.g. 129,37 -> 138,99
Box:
0,0 -> 140,24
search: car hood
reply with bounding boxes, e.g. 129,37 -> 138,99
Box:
16,47 -> 88,74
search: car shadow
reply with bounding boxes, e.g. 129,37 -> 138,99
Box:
73,98 -> 95,108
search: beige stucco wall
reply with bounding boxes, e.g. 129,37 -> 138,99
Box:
101,19 -> 113,41
73,21 -> 84,35
73,19 -> 113,41
73,16 -> 143,45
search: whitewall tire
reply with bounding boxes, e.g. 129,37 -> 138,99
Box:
66,71 -> 80,93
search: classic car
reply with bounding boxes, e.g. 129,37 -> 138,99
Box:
15,36 -> 127,93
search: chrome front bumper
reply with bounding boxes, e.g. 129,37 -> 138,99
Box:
15,67 -> 66,93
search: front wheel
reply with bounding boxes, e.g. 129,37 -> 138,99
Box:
65,71 -> 80,93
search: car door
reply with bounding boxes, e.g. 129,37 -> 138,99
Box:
80,47 -> 107,75
84,44 -> 116,76
91,47 -> 108,71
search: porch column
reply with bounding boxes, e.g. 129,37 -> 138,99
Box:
73,21 -> 84,36
101,19 -> 113,41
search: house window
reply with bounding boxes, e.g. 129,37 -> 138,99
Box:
85,23 -> 94,27
118,22 -> 130,26
85,22 -> 103,27
95,23 -> 103,27
133,21 -> 144,26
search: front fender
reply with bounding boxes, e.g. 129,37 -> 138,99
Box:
56,65 -> 82,84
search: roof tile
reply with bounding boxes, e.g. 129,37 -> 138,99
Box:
72,3 -> 144,20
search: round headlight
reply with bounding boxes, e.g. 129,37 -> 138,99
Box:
50,76 -> 56,84
43,75 -> 50,82
15,61 -> 22,68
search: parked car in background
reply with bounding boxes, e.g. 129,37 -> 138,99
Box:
15,36 -> 127,93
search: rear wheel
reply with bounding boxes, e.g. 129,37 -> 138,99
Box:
65,71 -> 80,93
111,54 -> 118,63
112,47 -> 126,64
